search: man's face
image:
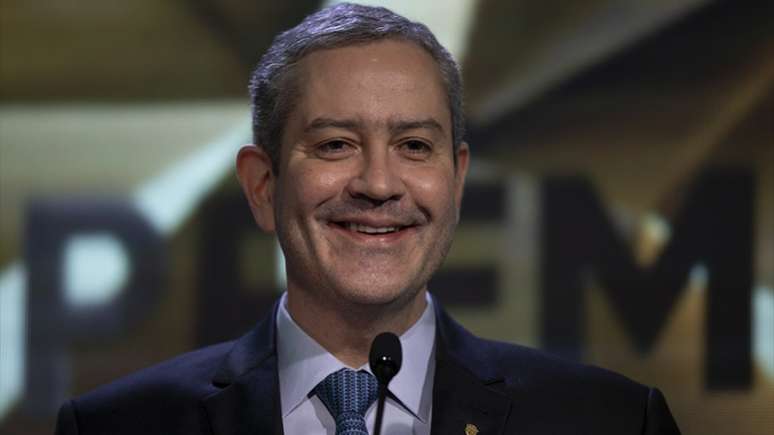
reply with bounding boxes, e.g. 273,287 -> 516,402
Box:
261,40 -> 468,307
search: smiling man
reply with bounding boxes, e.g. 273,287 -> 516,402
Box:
238,37 -> 466,370
56,3 -> 680,435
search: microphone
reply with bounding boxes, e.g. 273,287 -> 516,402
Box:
369,332 -> 402,435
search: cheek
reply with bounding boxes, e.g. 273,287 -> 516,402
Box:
284,161 -> 351,210
405,167 -> 457,212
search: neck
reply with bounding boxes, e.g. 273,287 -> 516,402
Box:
285,286 -> 427,368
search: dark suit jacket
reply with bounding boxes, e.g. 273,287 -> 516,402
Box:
56,300 -> 680,434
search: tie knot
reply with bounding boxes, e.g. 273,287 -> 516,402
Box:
314,368 -> 379,433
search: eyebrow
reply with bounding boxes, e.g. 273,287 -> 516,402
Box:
304,117 -> 361,133
303,117 -> 446,137
388,118 -> 444,137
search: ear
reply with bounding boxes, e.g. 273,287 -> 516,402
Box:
236,145 -> 276,232
453,142 -> 470,221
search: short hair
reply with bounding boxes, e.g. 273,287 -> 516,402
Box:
249,2 -> 465,172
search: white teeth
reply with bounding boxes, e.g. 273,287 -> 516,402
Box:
345,223 -> 399,234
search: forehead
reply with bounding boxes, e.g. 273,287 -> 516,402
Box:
287,39 -> 451,134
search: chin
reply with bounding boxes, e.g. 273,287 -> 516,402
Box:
332,277 -> 423,307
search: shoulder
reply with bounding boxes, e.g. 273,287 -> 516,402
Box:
77,340 -> 233,404
474,338 -> 680,433
473,335 -> 648,399
60,341 -> 234,435
435,304 -> 647,398
58,302 -> 281,434
434,307 -> 681,433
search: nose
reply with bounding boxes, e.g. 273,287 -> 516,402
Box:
346,146 -> 406,205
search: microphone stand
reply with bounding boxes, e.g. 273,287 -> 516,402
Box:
374,383 -> 388,435
369,332 -> 402,435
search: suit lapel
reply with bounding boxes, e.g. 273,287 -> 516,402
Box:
201,303 -> 284,435
431,302 -> 512,435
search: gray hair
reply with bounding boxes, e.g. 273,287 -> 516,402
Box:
249,2 -> 465,172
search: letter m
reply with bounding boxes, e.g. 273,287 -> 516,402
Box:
541,169 -> 754,389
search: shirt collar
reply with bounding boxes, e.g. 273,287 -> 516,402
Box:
276,292 -> 436,423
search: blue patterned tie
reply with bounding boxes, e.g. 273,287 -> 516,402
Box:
314,368 -> 379,435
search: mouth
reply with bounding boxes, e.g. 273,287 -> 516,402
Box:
328,220 -> 417,240
344,222 -> 405,234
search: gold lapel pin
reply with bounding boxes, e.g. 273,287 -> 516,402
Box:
465,423 -> 479,435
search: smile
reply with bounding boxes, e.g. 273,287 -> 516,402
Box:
328,220 -> 415,238
343,223 -> 402,234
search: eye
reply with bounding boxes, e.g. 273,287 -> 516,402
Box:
315,140 -> 355,159
399,139 -> 432,159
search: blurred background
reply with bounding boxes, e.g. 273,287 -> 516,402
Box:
1,0 -> 772,433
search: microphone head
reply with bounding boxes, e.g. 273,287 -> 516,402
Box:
369,332 -> 402,386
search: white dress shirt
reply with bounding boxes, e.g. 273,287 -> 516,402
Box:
276,292 -> 436,435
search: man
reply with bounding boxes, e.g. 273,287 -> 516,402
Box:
56,3 -> 680,434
